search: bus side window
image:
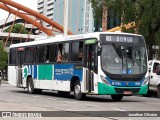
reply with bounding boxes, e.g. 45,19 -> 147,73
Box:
49,44 -> 57,63
37,45 -> 45,63
70,41 -> 83,62
79,42 -> 83,61
45,45 -> 50,63
62,43 -> 69,62
10,48 -> 18,65
25,47 -> 35,64
57,44 -> 62,63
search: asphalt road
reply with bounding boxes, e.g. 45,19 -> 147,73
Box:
0,83 -> 160,120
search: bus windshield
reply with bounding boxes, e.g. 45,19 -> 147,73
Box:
101,44 -> 147,75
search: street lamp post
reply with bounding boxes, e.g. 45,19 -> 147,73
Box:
64,0 -> 68,36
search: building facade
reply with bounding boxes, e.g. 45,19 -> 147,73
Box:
37,0 -> 94,34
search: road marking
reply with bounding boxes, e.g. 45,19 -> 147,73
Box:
65,101 -> 77,103
113,108 -> 125,111
87,104 -> 100,107
32,95 -> 40,98
47,98 -> 57,100
8,92 -> 12,94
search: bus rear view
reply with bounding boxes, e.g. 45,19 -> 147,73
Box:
98,34 -> 148,101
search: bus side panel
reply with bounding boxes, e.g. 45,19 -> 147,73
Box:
81,68 -> 86,93
54,64 -> 83,92
38,64 -> 53,89
39,80 -> 53,90
57,81 -> 70,91
82,68 -> 99,94
8,66 -> 17,86
92,73 -> 99,94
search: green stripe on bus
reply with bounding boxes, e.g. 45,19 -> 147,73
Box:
38,65 -> 45,80
98,82 -> 148,95
38,65 -> 53,80
45,65 -> 52,80
98,82 -> 116,94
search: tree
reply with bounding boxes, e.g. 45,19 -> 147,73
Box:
90,0 -> 103,31
0,42 -> 8,71
3,23 -> 29,34
91,0 -> 160,60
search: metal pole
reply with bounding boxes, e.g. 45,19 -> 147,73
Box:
64,0 -> 68,36
4,10 -> 19,48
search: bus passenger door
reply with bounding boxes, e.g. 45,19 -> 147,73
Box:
17,50 -> 24,87
85,44 -> 97,92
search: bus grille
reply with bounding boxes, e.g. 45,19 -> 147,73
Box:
114,88 -> 140,94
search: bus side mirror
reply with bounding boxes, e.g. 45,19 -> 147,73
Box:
97,45 -> 102,56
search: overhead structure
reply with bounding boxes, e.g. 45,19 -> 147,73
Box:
107,22 -> 135,32
0,0 -> 73,36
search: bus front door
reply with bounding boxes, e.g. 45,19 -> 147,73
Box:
85,45 -> 97,92
17,51 -> 24,87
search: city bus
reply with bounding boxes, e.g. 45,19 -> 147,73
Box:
8,32 -> 149,101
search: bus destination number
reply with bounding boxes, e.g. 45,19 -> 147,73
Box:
105,36 -> 133,43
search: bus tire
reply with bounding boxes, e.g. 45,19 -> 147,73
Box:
74,80 -> 86,100
111,95 -> 123,101
143,90 -> 153,97
157,85 -> 160,98
27,78 -> 35,94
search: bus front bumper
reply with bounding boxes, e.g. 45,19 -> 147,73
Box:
98,82 -> 148,95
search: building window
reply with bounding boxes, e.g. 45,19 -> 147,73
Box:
48,3 -> 53,6
47,8 -> 53,11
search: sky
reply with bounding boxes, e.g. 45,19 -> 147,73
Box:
0,0 -> 38,20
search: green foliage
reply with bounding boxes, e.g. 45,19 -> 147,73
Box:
90,0 -> 103,26
0,42 -> 8,71
91,0 -> 160,59
3,23 -> 29,34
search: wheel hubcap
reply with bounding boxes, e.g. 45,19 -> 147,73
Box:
75,85 -> 80,95
28,82 -> 31,91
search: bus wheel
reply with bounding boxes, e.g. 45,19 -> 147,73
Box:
74,80 -> 86,100
111,95 -> 123,101
143,90 -> 153,97
157,86 -> 160,98
27,78 -> 35,94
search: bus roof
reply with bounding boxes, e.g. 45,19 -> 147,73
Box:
9,32 -> 143,48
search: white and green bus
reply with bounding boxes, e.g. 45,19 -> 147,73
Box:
8,32 -> 149,101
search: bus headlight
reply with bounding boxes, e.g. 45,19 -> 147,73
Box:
142,76 -> 149,86
100,75 -> 111,86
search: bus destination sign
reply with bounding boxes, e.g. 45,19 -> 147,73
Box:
100,34 -> 144,44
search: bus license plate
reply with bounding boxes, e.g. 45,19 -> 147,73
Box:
123,91 -> 132,95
